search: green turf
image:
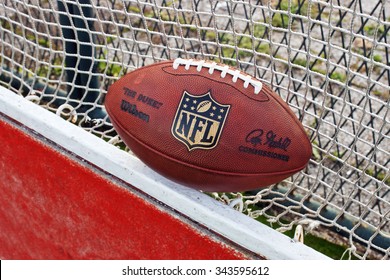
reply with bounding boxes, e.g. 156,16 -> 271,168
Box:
253,213 -> 358,260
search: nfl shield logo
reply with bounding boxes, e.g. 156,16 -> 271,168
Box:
171,91 -> 230,151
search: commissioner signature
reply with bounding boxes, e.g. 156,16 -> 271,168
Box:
245,129 -> 291,151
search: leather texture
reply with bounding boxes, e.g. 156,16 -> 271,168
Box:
105,60 -> 312,192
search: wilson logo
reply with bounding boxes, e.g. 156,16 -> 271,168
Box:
171,91 -> 230,151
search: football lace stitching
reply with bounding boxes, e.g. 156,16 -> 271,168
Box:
172,58 -> 263,94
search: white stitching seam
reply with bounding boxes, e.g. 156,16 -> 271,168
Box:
172,58 -> 263,94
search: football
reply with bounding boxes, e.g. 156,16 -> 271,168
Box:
105,58 -> 312,192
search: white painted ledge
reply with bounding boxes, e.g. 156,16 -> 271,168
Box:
0,86 -> 329,260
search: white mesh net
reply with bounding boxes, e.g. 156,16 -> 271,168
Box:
0,0 -> 389,259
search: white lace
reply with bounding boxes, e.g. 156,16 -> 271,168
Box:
172,58 -> 263,94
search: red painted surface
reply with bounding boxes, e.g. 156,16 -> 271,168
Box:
0,118 -> 247,259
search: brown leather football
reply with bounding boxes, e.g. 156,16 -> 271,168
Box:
105,58 -> 312,192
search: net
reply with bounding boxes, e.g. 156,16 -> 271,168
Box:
0,0 -> 389,259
